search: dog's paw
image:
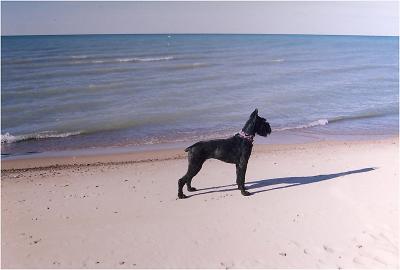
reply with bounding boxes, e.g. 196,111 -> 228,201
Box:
178,193 -> 188,199
241,190 -> 252,196
187,187 -> 197,192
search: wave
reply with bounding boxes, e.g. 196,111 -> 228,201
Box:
116,56 -> 174,63
117,58 -> 137,62
68,56 -> 175,65
67,56 -> 174,65
70,55 -> 88,59
16,66 -> 140,81
328,111 -> 395,123
275,119 -> 329,132
275,109 -> 398,132
4,55 -> 174,67
1,131 -> 81,144
163,62 -> 212,71
235,58 -> 286,68
137,56 -> 174,62
2,108 -> 397,145
269,59 -> 285,62
318,64 -> 398,76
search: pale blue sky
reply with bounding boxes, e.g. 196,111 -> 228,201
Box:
1,1 -> 399,36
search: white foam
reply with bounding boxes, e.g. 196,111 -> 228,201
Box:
71,55 -> 88,59
307,119 -> 329,127
35,131 -> 81,139
117,58 -> 136,62
1,133 -> 19,144
270,59 -> 284,62
192,63 -> 207,67
135,56 -> 174,62
1,131 -> 81,144
116,56 -> 173,63
275,119 -> 329,132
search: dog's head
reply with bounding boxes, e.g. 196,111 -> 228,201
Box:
255,114 -> 272,137
243,109 -> 272,137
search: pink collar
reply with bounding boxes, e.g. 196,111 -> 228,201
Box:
238,130 -> 254,143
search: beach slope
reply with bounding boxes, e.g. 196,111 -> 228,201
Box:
1,138 -> 398,268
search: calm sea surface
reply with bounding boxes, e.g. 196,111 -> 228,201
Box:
1,34 -> 399,157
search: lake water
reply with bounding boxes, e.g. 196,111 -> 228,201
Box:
1,34 -> 398,157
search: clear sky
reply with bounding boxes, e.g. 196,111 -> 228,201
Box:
1,1 -> 398,36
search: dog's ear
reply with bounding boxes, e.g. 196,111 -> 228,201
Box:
250,109 -> 258,118
243,109 -> 259,134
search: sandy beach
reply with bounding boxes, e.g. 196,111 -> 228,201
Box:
1,137 -> 398,268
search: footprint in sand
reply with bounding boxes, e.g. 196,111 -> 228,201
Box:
323,245 -> 334,253
353,257 -> 363,265
290,240 -> 301,248
30,239 -> 42,245
353,255 -> 387,267
354,229 -> 397,266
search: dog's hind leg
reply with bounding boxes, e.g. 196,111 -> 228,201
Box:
178,157 -> 205,199
178,177 -> 188,199
186,160 -> 204,192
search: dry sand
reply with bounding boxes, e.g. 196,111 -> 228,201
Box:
1,137 -> 399,268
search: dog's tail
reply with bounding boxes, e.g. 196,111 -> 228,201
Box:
184,145 -> 193,152
184,142 -> 200,152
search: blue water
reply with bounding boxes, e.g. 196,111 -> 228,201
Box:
1,34 -> 399,156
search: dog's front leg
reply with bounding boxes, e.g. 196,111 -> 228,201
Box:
236,162 -> 251,196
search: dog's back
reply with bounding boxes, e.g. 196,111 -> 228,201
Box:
184,136 -> 247,163
184,137 -> 234,152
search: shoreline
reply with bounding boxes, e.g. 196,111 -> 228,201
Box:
2,135 -> 398,171
2,123 -> 398,161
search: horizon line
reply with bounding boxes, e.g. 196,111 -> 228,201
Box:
2,33 -> 399,38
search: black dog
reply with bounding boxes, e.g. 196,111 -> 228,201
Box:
178,109 -> 271,199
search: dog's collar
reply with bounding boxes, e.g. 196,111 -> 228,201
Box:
238,130 -> 254,143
